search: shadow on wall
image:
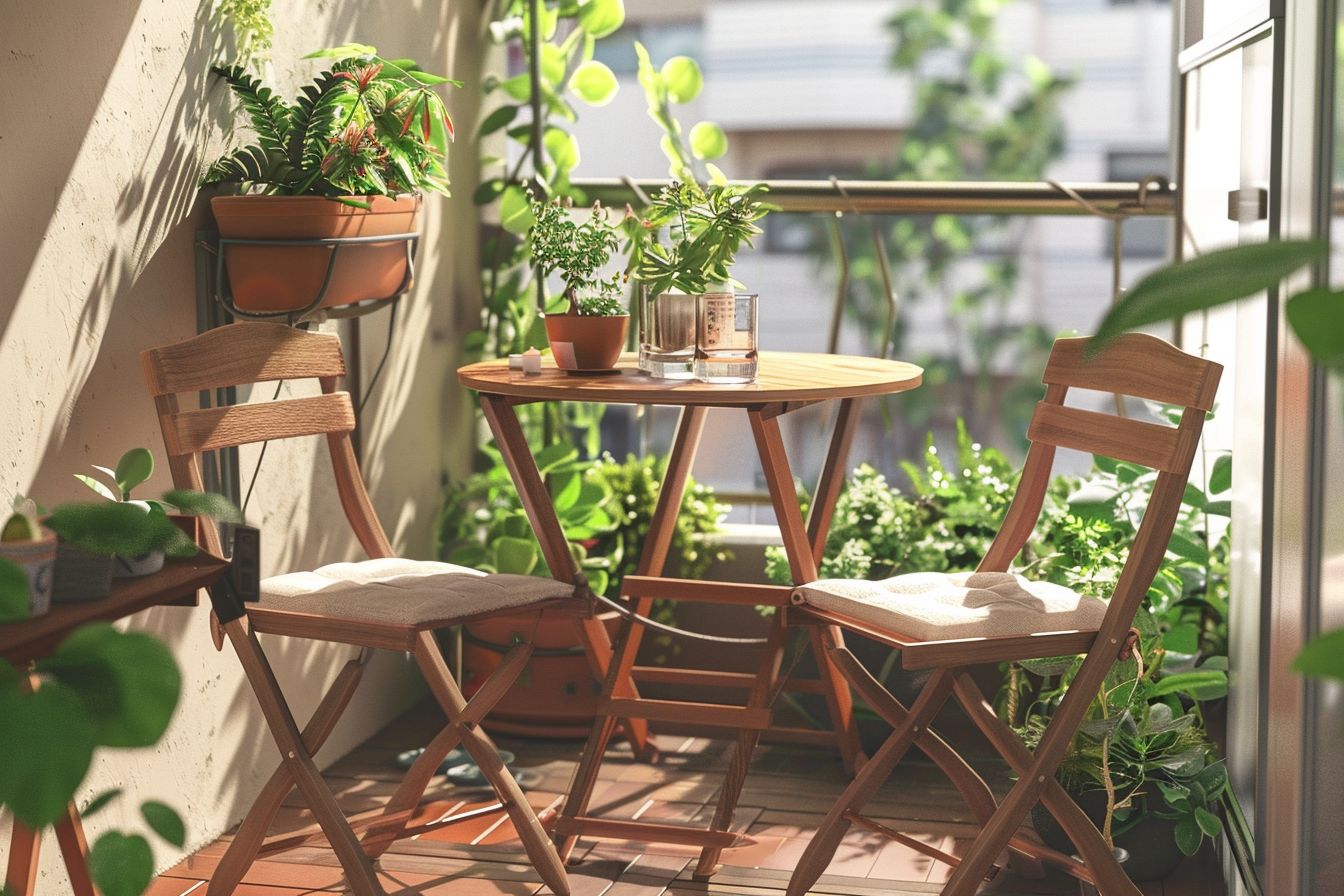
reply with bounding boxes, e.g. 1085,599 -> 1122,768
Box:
9,0 -> 471,851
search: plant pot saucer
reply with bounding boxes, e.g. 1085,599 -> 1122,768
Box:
560,367 -> 623,376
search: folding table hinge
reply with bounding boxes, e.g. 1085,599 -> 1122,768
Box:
1118,628 -> 1141,661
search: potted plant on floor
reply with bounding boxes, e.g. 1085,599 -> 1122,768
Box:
1020,611 -> 1230,881
633,180 -> 772,378
202,43 -> 459,316
528,193 -> 633,371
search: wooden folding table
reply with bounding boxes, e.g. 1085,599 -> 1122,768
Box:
1,554 -> 230,896
457,351 -> 922,877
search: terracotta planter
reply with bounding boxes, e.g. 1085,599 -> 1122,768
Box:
210,194 -> 420,314
460,610 -> 621,738
543,313 -> 629,370
0,527 -> 56,617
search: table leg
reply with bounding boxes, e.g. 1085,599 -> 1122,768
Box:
5,818 -> 41,896
53,803 -> 96,896
749,408 -> 863,773
555,406 -> 708,857
806,397 -> 862,559
479,393 -> 652,754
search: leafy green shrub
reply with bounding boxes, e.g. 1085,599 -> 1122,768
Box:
438,448 -> 729,601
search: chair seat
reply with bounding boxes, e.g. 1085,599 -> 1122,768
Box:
259,558 -> 577,629
792,571 -> 1106,642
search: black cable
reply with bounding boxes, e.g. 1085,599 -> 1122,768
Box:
241,380 -> 286,517
358,300 -> 400,415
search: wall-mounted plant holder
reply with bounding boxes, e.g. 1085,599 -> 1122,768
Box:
211,231 -> 419,324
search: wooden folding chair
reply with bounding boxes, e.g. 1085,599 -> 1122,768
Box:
782,334 -> 1222,896
141,322 -> 586,896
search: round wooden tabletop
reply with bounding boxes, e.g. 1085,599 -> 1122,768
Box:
458,352 -> 923,406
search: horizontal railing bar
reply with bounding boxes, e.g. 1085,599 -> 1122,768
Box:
571,178 -> 1177,217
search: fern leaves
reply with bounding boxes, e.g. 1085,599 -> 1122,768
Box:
210,65 -> 291,153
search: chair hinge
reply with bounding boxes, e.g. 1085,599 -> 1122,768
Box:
1118,628 -> 1141,661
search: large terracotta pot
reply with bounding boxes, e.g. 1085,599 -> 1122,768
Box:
210,194 -> 420,314
460,610 -> 620,738
543,313 -> 629,370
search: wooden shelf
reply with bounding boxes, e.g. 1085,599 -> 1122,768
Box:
0,553 -> 229,665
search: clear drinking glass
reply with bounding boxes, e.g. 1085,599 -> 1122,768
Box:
638,289 -> 697,379
695,292 -> 758,383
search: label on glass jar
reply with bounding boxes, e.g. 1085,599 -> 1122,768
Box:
699,293 -> 735,349
735,294 -> 752,331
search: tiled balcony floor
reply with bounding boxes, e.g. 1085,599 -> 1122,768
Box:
152,701 -> 1222,896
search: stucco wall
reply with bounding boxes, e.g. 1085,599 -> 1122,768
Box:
0,0 -> 484,885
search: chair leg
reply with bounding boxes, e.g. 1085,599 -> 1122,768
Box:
952,673 -> 1141,896
225,623 -> 385,896
209,652 -> 368,896
785,670 -> 955,896
826,647 -> 999,826
692,613 -> 789,879
362,641 -> 534,857
412,631 -> 571,896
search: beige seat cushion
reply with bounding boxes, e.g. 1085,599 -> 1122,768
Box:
792,571 -> 1106,642
260,558 -> 575,628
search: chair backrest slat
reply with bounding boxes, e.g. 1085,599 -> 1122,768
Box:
142,323 -> 346,396
141,322 -> 393,560
1026,403 -> 1183,472
168,392 -> 355,455
1043,334 -> 1220,412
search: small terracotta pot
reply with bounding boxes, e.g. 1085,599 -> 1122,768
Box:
210,194 -> 420,314
543,313 -> 629,370
0,527 -> 57,617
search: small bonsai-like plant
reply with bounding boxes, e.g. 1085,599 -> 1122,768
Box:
527,194 -> 631,316
634,180 -> 773,297
202,43 -> 460,204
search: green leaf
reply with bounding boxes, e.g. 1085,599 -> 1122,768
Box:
1209,453 -> 1232,495
84,788 -> 123,817
1174,816 -> 1203,856
42,624 -> 181,747
1285,287 -> 1344,372
1167,531 -> 1209,565
0,557 -> 28,622
689,121 -> 727,160
478,104 -> 518,137
0,682 -> 97,827
1195,806 -> 1223,839
75,474 -> 118,502
543,127 -> 580,173
499,185 -> 535,235
499,73 -> 532,101
493,536 -> 539,575
578,0 -> 625,39
1146,669 -> 1227,701
161,490 -> 241,523
141,800 -> 186,847
113,448 -> 154,496
88,832 -> 154,896
534,442 -> 579,474
569,60 -> 618,106
1205,500 -> 1231,517
660,56 -> 703,104
303,43 -> 377,59
1293,627 -> 1344,681
540,42 -> 567,87
1091,240 -> 1326,353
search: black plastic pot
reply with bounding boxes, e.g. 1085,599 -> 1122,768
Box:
1031,788 -> 1185,882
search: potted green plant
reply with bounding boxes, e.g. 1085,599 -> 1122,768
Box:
202,43 -> 459,315
528,194 -> 632,370
72,448 -> 241,577
1020,622 -> 1230,881
0,504 -> 56,618
632,180 -> 771,378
